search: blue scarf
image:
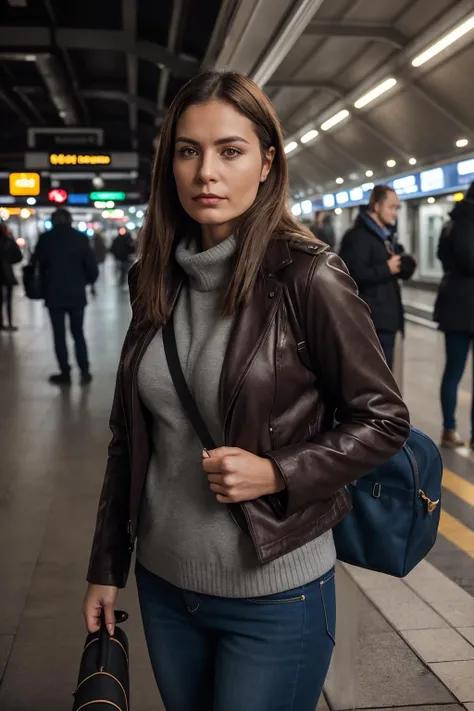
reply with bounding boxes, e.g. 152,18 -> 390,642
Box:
359,209 -> 393,244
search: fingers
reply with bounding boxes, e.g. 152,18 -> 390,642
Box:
202,454 -> 236,474
206,447 -> 241,458
103,601 -> 116,636
83,597 -> 102,634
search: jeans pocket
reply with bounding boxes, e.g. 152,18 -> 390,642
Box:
319,569 -> 336,645
246,587 -> 306,605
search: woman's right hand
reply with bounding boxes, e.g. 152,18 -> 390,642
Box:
83,583 -> 119,635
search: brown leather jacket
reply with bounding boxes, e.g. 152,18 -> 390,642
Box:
87,237 -> 410,587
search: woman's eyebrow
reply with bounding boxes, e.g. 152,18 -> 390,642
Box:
175,136 -> 250,146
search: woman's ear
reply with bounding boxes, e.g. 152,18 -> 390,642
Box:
260,146 -> 276,183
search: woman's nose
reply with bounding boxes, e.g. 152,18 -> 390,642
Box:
197,153 -> 218,184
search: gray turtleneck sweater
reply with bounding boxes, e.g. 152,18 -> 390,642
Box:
136,235 -> 336,597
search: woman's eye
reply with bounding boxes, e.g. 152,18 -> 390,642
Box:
223,147 -> 241,158
179,147 -> 198,157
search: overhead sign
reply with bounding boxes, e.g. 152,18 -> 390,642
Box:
90,191 -> 125,201
420,167 -> 445,193
49,153 -> 111,166
9,172 -> 40,196
68,194 -> 90,205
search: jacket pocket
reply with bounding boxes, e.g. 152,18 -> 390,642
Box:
246,587 -> 306,605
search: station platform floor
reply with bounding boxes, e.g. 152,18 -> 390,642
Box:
1,261 -> 474,711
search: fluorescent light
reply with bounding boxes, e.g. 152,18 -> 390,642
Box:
412,14 -> 474,67
386,159 -> 397,168
365,170 -> 374,178
301,200 -> 313,215
26,197 -> 36,205
427,197 -> 436,204
456,138 -> 469,148
335,208 -> 342,215
409,157 -> 417,166
284,141 -> 298,154
291,204 -> 302,217
354,78 -> 397,109
321,109 -> 350,132
300,129 -> 319,144
336,177 -> 344,185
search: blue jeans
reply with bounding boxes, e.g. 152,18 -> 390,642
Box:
135,562 -> 336,711
441,332 -> 473,435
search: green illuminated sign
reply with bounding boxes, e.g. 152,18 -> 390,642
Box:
89,191 -> 126,201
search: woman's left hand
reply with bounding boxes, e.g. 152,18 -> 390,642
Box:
202,447 -> 286,503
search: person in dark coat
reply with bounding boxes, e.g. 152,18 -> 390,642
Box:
434,181 -> 474,449
0,221 -> 22,331
339,185 -> 416,370
32,208 -> 99,385
110,229 -> 135,286
310,210 -> 335,249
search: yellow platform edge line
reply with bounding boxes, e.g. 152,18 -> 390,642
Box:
439,510 -> 474,559
442,468 -> 474,507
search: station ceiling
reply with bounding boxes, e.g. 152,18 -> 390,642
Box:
1,0 -> 473,201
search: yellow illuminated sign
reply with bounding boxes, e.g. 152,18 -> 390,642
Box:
9,172 -> 40,196
453,192 -> 464,202
49,153 -> 111,166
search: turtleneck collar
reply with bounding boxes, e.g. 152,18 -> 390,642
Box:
175,234 -> 237,292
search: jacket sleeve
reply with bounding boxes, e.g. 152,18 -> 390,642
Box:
340,232 -> 393,287
87,354 -> 132,587
447,220 -> 474,276
266,252 -> 410,518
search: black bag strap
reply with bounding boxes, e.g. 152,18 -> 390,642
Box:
163,314 -> 217,451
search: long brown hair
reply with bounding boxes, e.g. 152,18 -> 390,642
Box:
135,70 -> 311,327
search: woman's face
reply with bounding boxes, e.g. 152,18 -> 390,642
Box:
173,100 -> 274,244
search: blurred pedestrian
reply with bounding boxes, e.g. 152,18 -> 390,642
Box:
435,180 -> 474,449
32,208 -> 99,385
90,231 -> 107,297
310,210 -> 335,249
339,185 -> 416,369
0,221 -> 22,331
110,229 -> 135,286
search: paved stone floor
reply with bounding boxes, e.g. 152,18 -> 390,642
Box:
0,261 -> 473,710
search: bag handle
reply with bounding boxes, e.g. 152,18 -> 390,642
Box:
162,314 -> 216,451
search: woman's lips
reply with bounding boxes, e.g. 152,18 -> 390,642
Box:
193,195 -> 226,206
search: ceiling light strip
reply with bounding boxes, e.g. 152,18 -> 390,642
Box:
354,78 -> 397,109
412,13 -> 474,67
321,110 -> 350,132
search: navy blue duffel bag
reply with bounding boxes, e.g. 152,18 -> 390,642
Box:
333,427 -> 443,577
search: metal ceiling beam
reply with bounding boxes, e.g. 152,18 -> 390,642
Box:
43,0 -> 89,125
266,80 -> 344,98
284,0 -> 474,165
0,84 -> 31,124
81,89 -> 165,118
202,0 -> 240,67
156,0 -> 185,116
252,0 -> 325,86
0,26 -> 198,76
304,21 -> 408,48
123,0 -> 138,148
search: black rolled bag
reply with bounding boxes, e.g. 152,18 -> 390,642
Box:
72,611 -> 130,711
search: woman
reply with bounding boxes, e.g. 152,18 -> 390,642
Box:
0,221 -> 22,331
435,181 -> 474,449
83,71 -> 410,711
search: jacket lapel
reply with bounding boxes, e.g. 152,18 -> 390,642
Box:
219,239 -> 293,440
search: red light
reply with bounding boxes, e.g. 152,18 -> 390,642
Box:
48,188 -> 68,204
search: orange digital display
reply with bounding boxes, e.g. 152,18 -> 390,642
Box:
9,172 -> 40,196
49,153 -> 111,166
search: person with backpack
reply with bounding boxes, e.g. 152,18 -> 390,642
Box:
82,71 -> 410,711
0,221 -> 22,331
434,181 -> 474,449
